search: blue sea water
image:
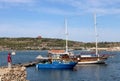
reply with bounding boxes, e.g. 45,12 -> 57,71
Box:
0,50 -> 120,81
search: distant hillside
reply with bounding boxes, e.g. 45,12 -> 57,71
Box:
0,37 -> 119,50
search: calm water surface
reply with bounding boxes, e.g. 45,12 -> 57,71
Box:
0,50 -> 120,81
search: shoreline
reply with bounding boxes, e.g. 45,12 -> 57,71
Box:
0,49 -> 120,53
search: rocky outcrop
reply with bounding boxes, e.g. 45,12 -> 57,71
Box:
0,67 -> 29,81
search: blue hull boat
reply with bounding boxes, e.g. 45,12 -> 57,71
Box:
36,61 -> 77,69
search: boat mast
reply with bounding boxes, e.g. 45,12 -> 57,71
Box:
65,18 -> 68,53
94,13 -> 99,57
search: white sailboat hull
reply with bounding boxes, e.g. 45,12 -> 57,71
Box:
78,59 -> 105,64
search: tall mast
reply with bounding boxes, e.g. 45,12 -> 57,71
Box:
65,18 -> 68,53
94,13 -> 99,57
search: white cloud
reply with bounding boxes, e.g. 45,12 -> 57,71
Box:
43,0 -> 120,15
0,0 -> 33,3
0,0 -> 120,15
0,0 -> 35,8
0,19 -> 119,42
0,21 -> 65,38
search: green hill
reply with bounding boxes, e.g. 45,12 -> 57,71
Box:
0,37 -> 119,50
0,37 -> 82,50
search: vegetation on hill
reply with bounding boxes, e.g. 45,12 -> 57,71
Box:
0,37 -> 119,50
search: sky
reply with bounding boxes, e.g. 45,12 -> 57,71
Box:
0,0 -> 120,42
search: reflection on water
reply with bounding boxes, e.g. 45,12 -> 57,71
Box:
0,50 -> 120,81
76,64 -> 107,81
27,67 -> 76,81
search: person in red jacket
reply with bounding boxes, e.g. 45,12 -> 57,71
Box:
7,53 -> 12,68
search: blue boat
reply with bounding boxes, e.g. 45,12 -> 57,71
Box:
36,60 -> 77,69
36,50 -> 77,69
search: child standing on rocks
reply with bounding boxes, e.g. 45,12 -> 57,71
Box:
7,53 -> 12,68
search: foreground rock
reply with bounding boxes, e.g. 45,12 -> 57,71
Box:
0,67 -> 29,81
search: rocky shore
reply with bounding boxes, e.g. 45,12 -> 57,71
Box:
0,67 -> 29,81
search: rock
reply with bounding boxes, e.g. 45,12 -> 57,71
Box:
0,67 -> 29,81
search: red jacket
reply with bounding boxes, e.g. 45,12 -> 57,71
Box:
7,53 -> 12,62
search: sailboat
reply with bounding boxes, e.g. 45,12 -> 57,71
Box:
36,18 -> 77,69
77,13 -> 108,64
48,18 -> 69,54
48,18 -> 73,55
